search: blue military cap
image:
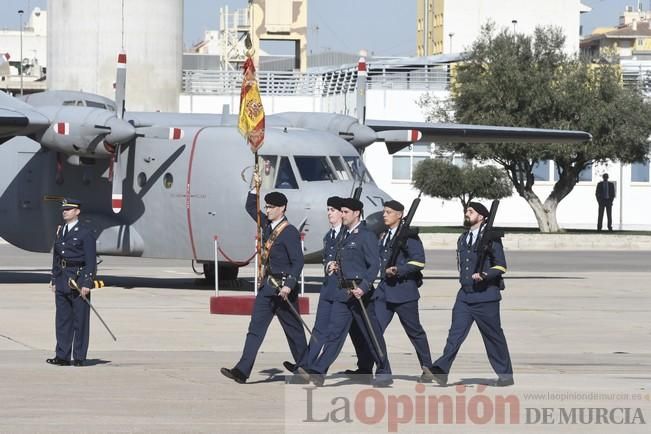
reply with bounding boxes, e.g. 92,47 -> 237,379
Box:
327,196 -> 343,210
468,201 -> 489,217
264,191 -> 287,207
341,197 -> 363,211
61,198 -> 81,210
384,200 -> 404,212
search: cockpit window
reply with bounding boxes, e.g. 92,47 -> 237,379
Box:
62,100 -> 77,106
329,156 -> 350,181
294,156 -> 335,182
343,156 -> 371,183
258,155 -> 278,190
85,100 -> 107,109
275,157 -> 298,189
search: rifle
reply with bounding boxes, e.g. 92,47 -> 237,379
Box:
386,193 -> 422,268
473,200 -> 505,275
333,236 -> 384,361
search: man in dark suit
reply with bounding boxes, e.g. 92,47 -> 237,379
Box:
595,173 -> 615,231
422,202 -> 513,387
47,198 -> 97,367
221,186 -> 307,384
373,200 -> 432,379
296,198 -> 392,387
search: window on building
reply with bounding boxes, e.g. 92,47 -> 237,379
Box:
532,160 -> 551,181
391,143 -> 431,181
294,156 -> 335,182
631,161 -> 650,182
553,162 -> 592,182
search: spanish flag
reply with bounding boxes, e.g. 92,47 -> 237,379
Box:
238,57 -> 265,152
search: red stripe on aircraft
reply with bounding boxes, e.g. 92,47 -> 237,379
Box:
117,53 -> 127,65
411,129 -> 422,142
170,128 -> 184,140
185,127 -> 207,262
54,122 -> 69,135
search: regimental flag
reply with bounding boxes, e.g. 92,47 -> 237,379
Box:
238,57 -> 265,153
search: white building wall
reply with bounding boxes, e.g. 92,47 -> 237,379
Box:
48,0 -> 182,112
443,0 -> 584,54
180,86 -> 651,230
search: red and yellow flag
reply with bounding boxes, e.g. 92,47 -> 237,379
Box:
238,57 -> 265,152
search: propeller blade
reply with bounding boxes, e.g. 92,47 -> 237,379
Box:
111,146 -> 123,214
115,52 -> 127,119
356,56 -> 367,124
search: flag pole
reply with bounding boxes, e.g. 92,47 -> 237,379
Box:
254,151 -> 263,283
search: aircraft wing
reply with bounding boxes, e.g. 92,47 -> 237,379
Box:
0,91 -> 50,139
366,119 -> 592,152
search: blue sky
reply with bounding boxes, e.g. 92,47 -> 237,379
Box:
0,0 -> 644,56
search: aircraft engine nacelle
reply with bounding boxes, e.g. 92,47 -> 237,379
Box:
37,106 -> 135,159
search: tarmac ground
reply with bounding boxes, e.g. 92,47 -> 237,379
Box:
0,245 -> 650,433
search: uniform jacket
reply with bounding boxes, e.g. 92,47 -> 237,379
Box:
375,229 -> 425,303
51,221 -> 97,291
333,222 -> 379,302
456,229 -> 507,303
246,193 -> 304,298
595,180 -> 615,204
320,227 -> 343,302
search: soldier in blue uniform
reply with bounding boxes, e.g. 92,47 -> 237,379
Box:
221,188 -> 307,384
422,202 -> 513,387
47,198 -> 97,367
283,196 -> 370,374
373,200 -> 432,379
296,198 -> 393,387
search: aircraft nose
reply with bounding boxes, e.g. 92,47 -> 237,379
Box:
105,117 -> 136,144
365,211 -> 385,235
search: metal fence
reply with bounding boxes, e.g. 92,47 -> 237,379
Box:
182,63 -> 452,96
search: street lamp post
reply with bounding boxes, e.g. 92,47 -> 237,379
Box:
18,9 -> 24,95
448,32 -> 455,54
511,19 -> 518,34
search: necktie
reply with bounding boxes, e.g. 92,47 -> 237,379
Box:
384,231 -> 392,247
603,182 -> 609,199
468,231 -> 473,246
344,231 -> 350,240
330,229 -> 336,240
63,225 -> 68,238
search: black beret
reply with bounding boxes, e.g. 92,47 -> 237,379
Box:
341,198 -> 363,212
61,198 -> 81,209
468,201 -> 489,218
327,196 -> 343,210
384,200 -> 404,212
264,191 -> 287,207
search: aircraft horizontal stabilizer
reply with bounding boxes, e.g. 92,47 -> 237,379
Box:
0,92 -> 50,139
366,120 -> 592,153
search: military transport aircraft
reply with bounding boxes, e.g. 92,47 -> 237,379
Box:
0,55 -> 591,281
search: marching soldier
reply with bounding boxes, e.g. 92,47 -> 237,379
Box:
296,198 -> 392,387
373,200 -> 432,379
47,198 -> 97,367
221,184 -> 307,384
283,196 -> 369,374
422,202 -> 513,387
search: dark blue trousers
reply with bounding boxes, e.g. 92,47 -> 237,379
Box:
235,289 -> 307,378
434,297 -> 512,375
310,297 -> 390,375
54,273 -> 90,362
375,299 -> 432,369
299,295 -> 371,370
